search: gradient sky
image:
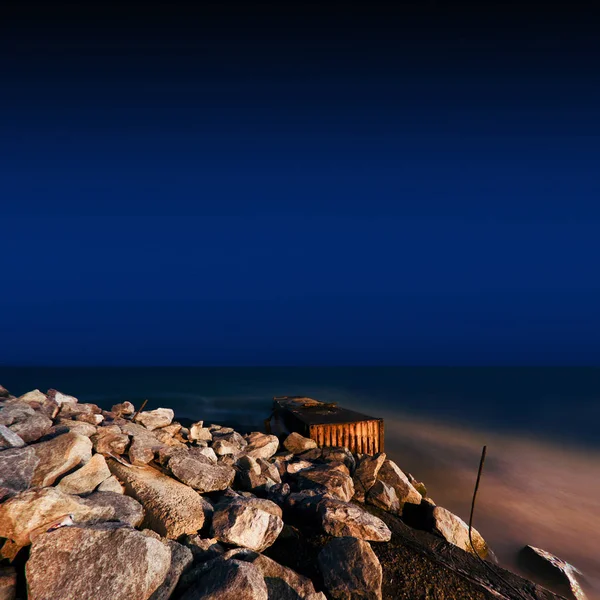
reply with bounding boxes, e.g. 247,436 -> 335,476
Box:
1,3 -> 599,365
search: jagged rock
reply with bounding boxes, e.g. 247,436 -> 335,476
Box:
352,453 -> 386,502
81,491 -> 145,527
56,453 -> 111,495
182,536 -> 225,561
9,411 -> 53,444
407,473 -> 427,498
296,464 -> 355,502
154,429 -> 186,447
59,402 -> 102,419
149,539 -> 193,600
283,432 -> 318,454
257,458 -> 281,483
111,401 -> 135,416
318,537 -> 382,600
180,559 -> 268,600
225,548 -> 321,599
160,422 -> 182,437
402,501 -> 488,558
366,480 -> 400,514
377,460 -> 423,508
108,460 -> 206,538
31,432 -> 93,487
189,423 -> 212,442
54,418 -> 98,437
0,425 -> 25,450
193,446 -> 218,463
518,546 -> 586,600
129,441 -> 156,465
0,566 -> 17,600
0,401 -> 35,426
0,487 -> 112,546
211,496 -> 284,552
97,475 -> 125,494
212,439 -> 243,456
17,389 -> 48,405
318,498 -> 391,542
168,454 -> 235,493
75,412 -> 104,425
213,430 -> 247,448
91,429 -> 130,455
322,447 -> 356,472
26,523 -> 171,600
218,454 -> 236,467
0,446 -> 38,500
120,422 -> 166,450
286,460 -> 313,475
297,448 -> 323,462
47,389 -> 78,406
134,408 -> 174,431
245,432 -> 280,460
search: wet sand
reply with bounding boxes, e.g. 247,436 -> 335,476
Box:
377,409 -> 600,599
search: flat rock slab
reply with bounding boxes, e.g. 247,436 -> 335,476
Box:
149,540 -> 193,600
318,499 -> 391,542
56,452 -> 111,495
0,425 -> 25,450
81,491 -> 145,528
296,466 -> 355,503
134,408 -> 174,431
168,455 -> 235,493
0,446 -> 39,501
26,523 -> 171,600
108,460 -> 206,538
9,412 -> 53,444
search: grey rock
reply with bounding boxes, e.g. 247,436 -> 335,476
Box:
213,430 -> 247,448
0,425 -> 25,450
318,498 -> 391,542
0,446 -> 38,500
59,402 -> 102,419
213,439 -> 243,456
283,432 -> 318,454
47,389 -> 79,406
169,454 -> 235,493
352,453 -> 386,502
0,401 -> 35,427
377,460 -> 422,508
296,464 -> 355,502
134,408 -> 174,431
129,440 -> 156,465
149,540 -> 193,600
54,418 -> 98,437
318,537 -> 382,600
81,491 -> 145,527
57,453 -> 111,495
9,411 -> 53,444
26,523 -> 171,600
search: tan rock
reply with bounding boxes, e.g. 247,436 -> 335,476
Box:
111,401 -> 135,416
57,453 -> 111,495
318,498 -> 391,542
97,475 -> 125,494
9,412 -> 53,444
283,432 -> 318,454
352,453 -> 386,502
245,432 -> 280,460
134,408 -> 174,431
377,460 -> 422,507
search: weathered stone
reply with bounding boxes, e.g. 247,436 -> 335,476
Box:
189,423 -> 212,442
402,501 -> 488,558
9,412 -> 53,444
366,480 -> 400,514
322,447 -> 356,472
181,559 -> 268,600
0,425 -> 25,450
168,454 -> 235,493
213,430 -> 247,448
134,408 -> 174,431
245,432 -> 280,460
283,432 -> 318,454
59,402 -> 102,419
17,389 -> 48,405
97,475 -> 125,494
407,472 -> 427,498
377,460 -> 423,508
108,460 -> 206,538
55,418 -> 98,437
0,566 -> 17,600
211,496 -> 284,552
31,432 -> 93,487
182,536 -> 225,562
318,537 -> 382,600
296,465 -> 355,502
225,548 -> 321,600
154,428 -> 186,447
149,539 -> 193,600
0,446 -> 38,500
194,446 -> 217,462
0,487 -> 112,546
0,385 -> 12,399
297,448 -> 323,462
266,482 -> 291,507
160,422 -> 182,437
318,498 -> 391,542
0,402 -> 35,427
352,453 -> 386,502
129,441 -> 156,465
256,458 -> 281,483
286,460 -> 313,475
26,523 -> 171,600
81,491 -> 145,527
111,401 -> 135,416
213,439 -> 243,456
91,429 -> 130,455
47,389 -> 78,406
75,412 -> 104,425
57,453 -> 111,495
120,422 -> 167,451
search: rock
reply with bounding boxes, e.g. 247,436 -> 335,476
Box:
402,501 -> 488,558
407,473 -> 427,498
81,491 -> 145,527
352,453 -> 386,502
296,464 -> 355,502
168,454 -> 235,493
47,389 -> 78,406
54,418 -> 98,437
0,385 -> 12,399
9,412 -> 53,444
182,536 -> 225,562
75,412 -> 104,425
0,402 -> 35,426
17,389 -> 48,405
518,545 -> 586,600
149,540 -> 193,600
91,429 -> 130,455
108,459 -> 206,538
318,537 -> 382,600
322,447 -> 356,472
97,475 -> 125,494
57,453 -> 111,495
0,487 -> 113,546
367,480 -> 400,514
189,423 -> 212,442
0,566 -> 17,600
225,548 -> 321,599
59,402 -> 102,419
154,429 -> 186,447
193,446 -> 218,463
180,559 -> 268,600
0,425 -> 25,450
120,422 -> 166,451
0,446 -> 38,500
213,439 -> 243,456
111,401 -> 135,416
283,432 -> 318,454
129,441 -> 156,465
134,408 -> 174,431
213,430 -> 247,448
286,460 -> 313,475
160,422 -> 182,437
31,432 -> 93,487
211,496 -> 284,552
318,498 -> 392,542
245,432 -> 280,460
377,460 -> 422,508
26,523 -> 171,600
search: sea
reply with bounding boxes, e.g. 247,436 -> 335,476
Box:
1,366 -> 599,598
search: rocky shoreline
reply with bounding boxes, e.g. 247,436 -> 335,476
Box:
0,385 -> 579,599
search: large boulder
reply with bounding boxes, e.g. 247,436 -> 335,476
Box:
0,425 -> 25,450
56,453 -> 111,495
318,537 -> 382,600
26,523 -> 171,600
108,460 -> 206,538
283,432 -> 317,455
168,454 -> 235,493
352,453 -> 386,502
0,446 -> 39,501
134,408 -> 174,431
149,540 -> 193,600
81,491 -> 145,527
9,412 -> 53,444
318,498 -> 391,542
245,432 -> 280,460
296,465 -> 355,502
0,487 -> 113,547
376,460 -> 422,508
211,496 -> 284,552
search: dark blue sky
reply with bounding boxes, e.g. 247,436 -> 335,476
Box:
2,3 -> 599,365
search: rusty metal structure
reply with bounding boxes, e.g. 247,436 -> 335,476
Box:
272,396 -> 384,455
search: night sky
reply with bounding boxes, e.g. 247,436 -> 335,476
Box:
1,3 -> 599,366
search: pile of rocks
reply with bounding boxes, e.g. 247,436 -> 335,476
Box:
0,385 -> 567,600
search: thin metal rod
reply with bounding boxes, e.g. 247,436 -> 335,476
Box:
132,399 -> 148,422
